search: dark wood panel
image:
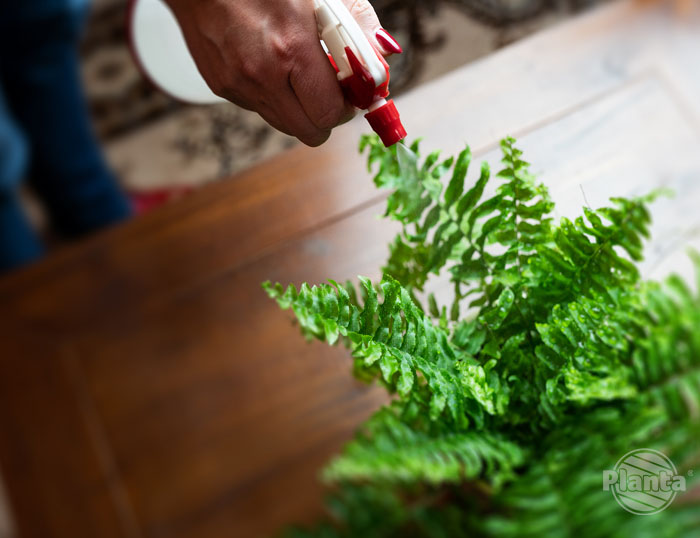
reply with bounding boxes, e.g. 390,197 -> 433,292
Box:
0,326 -> 136,538
74,203 -> 398,536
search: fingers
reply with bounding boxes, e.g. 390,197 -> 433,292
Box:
288,31 -> 355,143
232,75 -> 332,147
341,0 -> 403,56
271,80 -> 333,146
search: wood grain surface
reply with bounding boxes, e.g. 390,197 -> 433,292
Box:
1,1 -> 700,537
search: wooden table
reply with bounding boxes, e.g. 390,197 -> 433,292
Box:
1,1 -> 700,536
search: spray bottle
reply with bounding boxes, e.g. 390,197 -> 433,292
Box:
128,0 -> 407,147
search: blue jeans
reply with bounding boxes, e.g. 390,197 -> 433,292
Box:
0,0 -> 132,273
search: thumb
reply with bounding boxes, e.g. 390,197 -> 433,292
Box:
340,0 -> 403,57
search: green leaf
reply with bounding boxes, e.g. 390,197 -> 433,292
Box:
444,147 -> 472,208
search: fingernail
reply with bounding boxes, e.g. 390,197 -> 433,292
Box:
376,28 -> 403,55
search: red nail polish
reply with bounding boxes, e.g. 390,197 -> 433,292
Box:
376,28 -> 403,55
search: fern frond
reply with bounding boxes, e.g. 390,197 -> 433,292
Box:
534,292 -> 640,418
632,265 -> 700,423
528,194 -> 656,311
482,406 -> 683,538
324,405 -> 525,487
264,276 -> 498,426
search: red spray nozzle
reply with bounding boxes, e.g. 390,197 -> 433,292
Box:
365,99 -> 406,147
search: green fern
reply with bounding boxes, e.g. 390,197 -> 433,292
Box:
265,136 -> 700,537
264,276 -> 498,427
323,404 -> 525,488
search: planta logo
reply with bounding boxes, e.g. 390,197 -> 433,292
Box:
602,449 -> 686,515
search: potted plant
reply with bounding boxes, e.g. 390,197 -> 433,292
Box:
265,137 -> 700,537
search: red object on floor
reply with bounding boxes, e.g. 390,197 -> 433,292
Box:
129,186 -> 193,214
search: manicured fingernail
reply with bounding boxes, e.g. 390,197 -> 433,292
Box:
376,28 -> 403,55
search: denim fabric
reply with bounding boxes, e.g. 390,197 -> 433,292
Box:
0,84 -> 28,191
2,0 -> 90,24
0,0 -> 132,272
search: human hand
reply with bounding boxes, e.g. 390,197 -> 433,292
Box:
165,0 -> 402,147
